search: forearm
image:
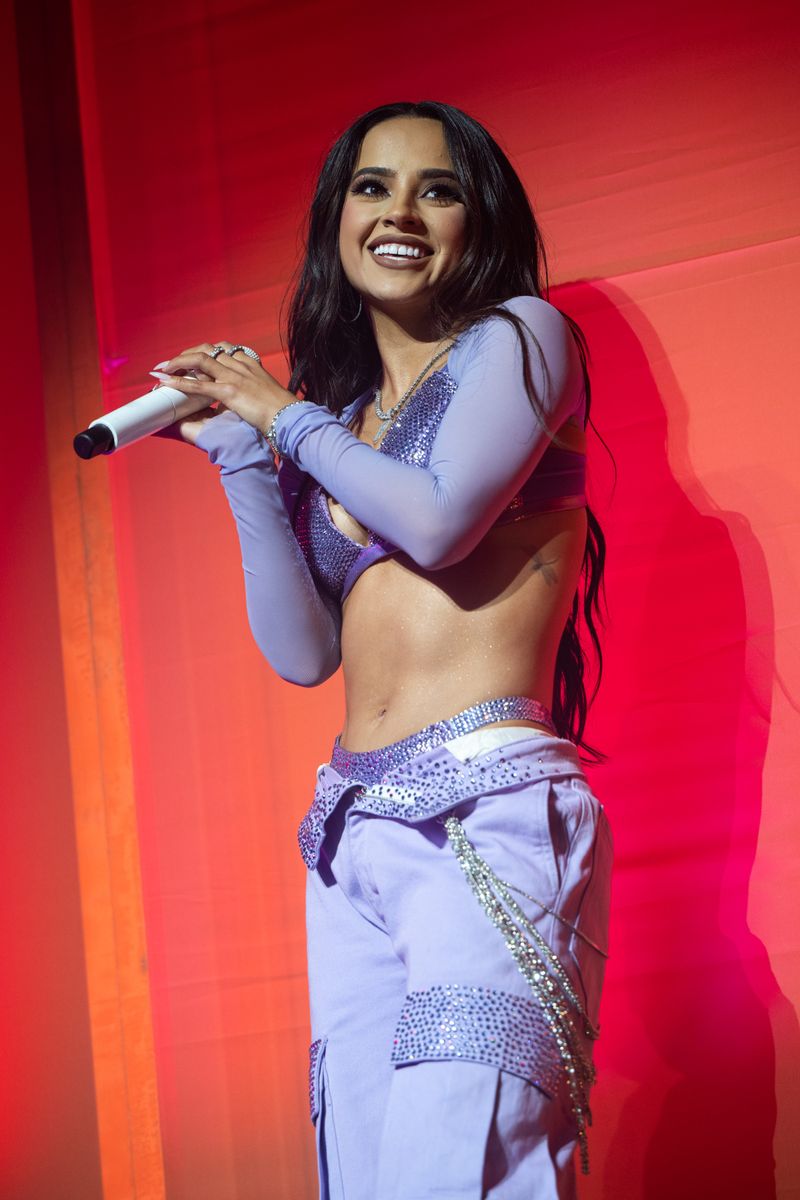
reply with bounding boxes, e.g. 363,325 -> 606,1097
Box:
272,298 -> 585,569
275,413 -> 479,568
198,412 -> 341,685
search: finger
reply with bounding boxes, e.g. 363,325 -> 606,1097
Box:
167,350 -> 255,379
190,341 -> 236,361
153,350 -> 224,377
148,372 -> 233,404
152,367 -> 215,383
205,342 -> 263,372
226,344 -> 263,368
206,342 -> 250,357
206,342 -> 250,369
175,342 -> 240,363
181,342 -> 220,357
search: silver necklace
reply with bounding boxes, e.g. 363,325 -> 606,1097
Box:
372,343 -> 452,445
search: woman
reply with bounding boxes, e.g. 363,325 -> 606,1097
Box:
152,101 -> 612,1199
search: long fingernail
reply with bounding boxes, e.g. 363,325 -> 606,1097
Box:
149,370 -> 174,382
152,360 -> 169,370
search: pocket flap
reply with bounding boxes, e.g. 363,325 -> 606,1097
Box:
308,1036 -> 327,1124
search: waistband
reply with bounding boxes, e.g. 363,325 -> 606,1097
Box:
298,698 -> 574,870
330,696 -> 555,788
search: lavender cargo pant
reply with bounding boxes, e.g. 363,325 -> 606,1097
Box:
301,708 -> 612,1200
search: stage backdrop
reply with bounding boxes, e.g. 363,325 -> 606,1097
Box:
5,0 -> 800,1197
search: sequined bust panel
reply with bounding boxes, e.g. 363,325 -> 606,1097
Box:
292,367 -> 458,603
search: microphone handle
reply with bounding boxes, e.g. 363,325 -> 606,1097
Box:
73,386 -> 210,459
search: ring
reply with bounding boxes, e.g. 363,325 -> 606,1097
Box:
228,344 -> 261,363
209,345 -> 227,360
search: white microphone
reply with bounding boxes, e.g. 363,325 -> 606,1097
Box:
73,384 -> 207,459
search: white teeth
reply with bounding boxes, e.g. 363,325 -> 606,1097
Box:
372,243 -> 424,258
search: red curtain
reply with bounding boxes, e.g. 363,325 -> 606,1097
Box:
6,0 -> 799,1195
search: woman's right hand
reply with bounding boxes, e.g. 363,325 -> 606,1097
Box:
153,402 -> 221,447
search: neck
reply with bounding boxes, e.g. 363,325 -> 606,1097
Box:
367,304 -> 450,400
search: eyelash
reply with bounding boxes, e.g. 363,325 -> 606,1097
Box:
350,177 -> 463,204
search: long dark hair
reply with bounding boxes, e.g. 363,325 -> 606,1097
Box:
287,101 -> 607,759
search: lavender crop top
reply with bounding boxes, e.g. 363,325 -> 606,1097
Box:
196,296 -> 587,686
283,363 -> 585,604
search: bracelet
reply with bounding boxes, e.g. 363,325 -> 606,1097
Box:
264,400 -> 310,456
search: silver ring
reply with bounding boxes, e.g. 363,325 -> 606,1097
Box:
209,345 -> 227,360
228,344 -> 261,363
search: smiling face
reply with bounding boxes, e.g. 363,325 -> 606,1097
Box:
338,117 -> 468,321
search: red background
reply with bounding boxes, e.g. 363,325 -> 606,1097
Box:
4,0 -> 799,1197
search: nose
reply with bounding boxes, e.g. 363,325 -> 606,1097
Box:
381,188 -> 425,230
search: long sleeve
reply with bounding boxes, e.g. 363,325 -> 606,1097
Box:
196,411 -> 341,685
272,297 -> 585,570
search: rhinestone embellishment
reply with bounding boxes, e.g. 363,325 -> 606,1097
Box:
297,697 -> 564,870
299,696 -> 602,1170
391,984 -> 562,1097
308,1037 -> 323,1122
443,814 -> 598,1174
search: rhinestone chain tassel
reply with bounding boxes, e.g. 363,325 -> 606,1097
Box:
443,813 -> 598,1174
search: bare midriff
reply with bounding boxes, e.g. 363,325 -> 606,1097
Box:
337,504 -> 587,751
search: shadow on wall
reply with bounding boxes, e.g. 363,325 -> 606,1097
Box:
555,280 -> 797,1200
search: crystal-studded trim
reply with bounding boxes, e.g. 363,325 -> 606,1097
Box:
443,814 -> 598,1174
391,984 -> 562,1097
308,1037 -> 323,1122
330,696 -> 555,785
297,697 -> 569,870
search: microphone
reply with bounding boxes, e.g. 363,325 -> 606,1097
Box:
73,383 -> 207,459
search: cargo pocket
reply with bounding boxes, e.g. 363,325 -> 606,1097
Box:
308,1036 -> 326,1124
309,1036 -> 344,1200
376,1058 -> 503,1199
381,988 -> 574,1196
441,810 -> 600,1173
552,786 -> 613,1032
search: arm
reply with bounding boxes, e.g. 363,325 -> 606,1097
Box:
273,297 -> 585,569
196,411 -> 341,686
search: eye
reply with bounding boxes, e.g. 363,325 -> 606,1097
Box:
421,181 -> 463,204
350,176 -> 389,199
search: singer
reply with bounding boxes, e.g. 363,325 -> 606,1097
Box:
152,101 -> 612,1199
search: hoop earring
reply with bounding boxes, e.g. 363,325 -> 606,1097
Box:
346,294 -> 362,323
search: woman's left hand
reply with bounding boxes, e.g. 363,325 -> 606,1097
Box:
150,341 -> 290,435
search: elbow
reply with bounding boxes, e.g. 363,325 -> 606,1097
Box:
282,658 -> 340,688
267,641 -> 341,688
404,522 -> 475,572
412,547 -> 460,572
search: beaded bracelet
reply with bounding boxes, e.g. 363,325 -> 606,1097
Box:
264,400 -> 311,456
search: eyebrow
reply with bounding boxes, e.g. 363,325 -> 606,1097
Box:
351,166 -> 460,182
